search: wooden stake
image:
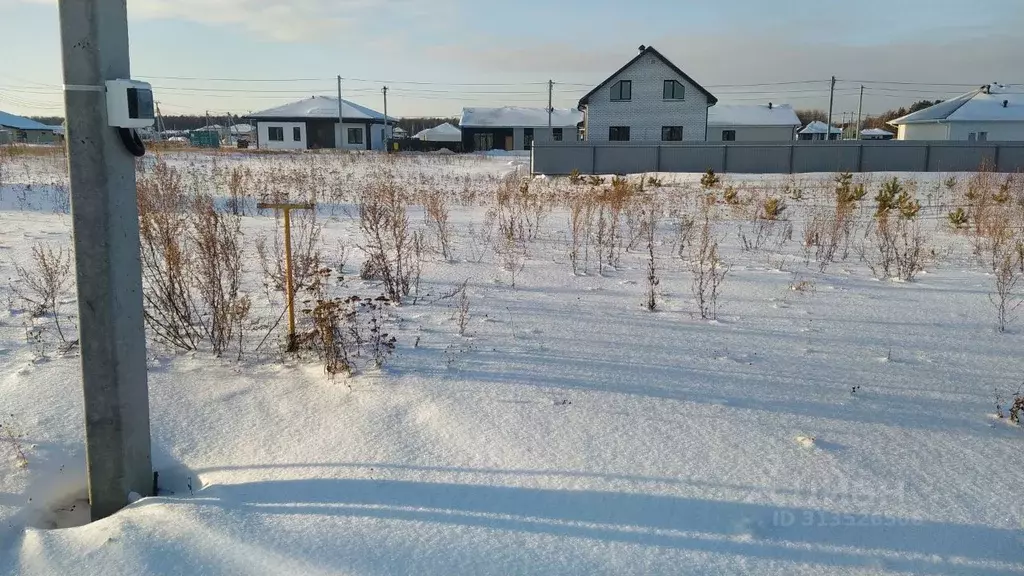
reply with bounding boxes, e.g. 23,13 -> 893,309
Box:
257,202 -> 315,351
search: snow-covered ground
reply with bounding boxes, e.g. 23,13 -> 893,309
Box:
1,148 -> 1022,575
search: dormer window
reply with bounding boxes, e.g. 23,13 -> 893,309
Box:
664,80 -> 685,100
611,80 -> 632,101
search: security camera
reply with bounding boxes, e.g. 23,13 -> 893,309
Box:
105,79 -> 154,129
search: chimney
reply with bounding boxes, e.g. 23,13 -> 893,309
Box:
982,84 -> 991,95
1004,100 -> 1010,108
768,102 -> 773,110
638,45 -> 646,53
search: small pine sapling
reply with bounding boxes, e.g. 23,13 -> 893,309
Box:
700,168 -> 721,190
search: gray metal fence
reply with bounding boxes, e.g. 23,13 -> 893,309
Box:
531,141 -> 1024,175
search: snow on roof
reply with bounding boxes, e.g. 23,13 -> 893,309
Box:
460,107 -> 582,128
413,122 -> 462,142
250,96 -> 386,121
860,128 -> 895,136
708,104 -> 800,127
799,121 -> 842,135
890,85 -> 1024,125
229,124 -> 254,134
0,110 -> 52,131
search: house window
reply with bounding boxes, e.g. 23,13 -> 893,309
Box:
663,80 -> 685,100
347,128 -> 363,144
474,133 -> 493,151
722,130 -> 737,141
553,127 -> 563,142
968,132 -> 976,142
662,126 -> 683,141
268,127 -> 284,141
523,128 -> 534,150
609,126 -> 630,141
292,127 -> 301,141
978,131 -> 988,142
610,80 -> 632,101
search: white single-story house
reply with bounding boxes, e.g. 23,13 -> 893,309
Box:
706,103 -> 801,142
249,96 -> 392,151
860,128 -> 895,141
889,84 -> 1024,141
413,122 -> 462,142
577,45 -> 718,142
798,121 -> 842,141
460,107 -> 582,152
392,126 -> 409,139
0,110 -> 60,144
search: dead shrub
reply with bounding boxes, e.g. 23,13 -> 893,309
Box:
0,415 -> 29,469
137,160 -> 201,351
568,193 -> 595,275
423,187 -> 454,261
11,243 -> 75,346
643,202 -> 660,311
803,173 -> 865,272
490,175 -> 531,286
190,194 -> 250,359
862,178 -> 927,281
299,293 -> 397,377
358,168 -> 415,302
690,213 -> 729,320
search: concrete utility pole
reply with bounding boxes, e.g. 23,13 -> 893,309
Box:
826,76 -> 836,141
155,102 -> 164,139
547,80 -> 553,129
382,86 -> 389,152
57,0 -> 152,520
856,85 -> 865,140
342,73 -> 350,148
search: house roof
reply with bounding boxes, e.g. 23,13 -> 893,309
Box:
460,107 -> 582,128
861,128 -> 895,136
0,110 -> 52,131
889,85 -> 1024,125
249,96 -> 386,121
799,121 -> 842,135
708,104 -> 800,127
577,45 -> 718,108
413,122 -> 462,141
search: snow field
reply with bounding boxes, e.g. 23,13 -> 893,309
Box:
0,148 -> 1022,575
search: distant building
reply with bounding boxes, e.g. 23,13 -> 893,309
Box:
413,122 -> 461,142
889,84 -> 1024,141
392,126 -> 408,139
860,128 -> 895,141
460,107 -> 582,152
248,96 -> 392,151
798,121 -> 842,141
0,110 -> 60,145
707,104 -> 801,142
577,45 -> 717,142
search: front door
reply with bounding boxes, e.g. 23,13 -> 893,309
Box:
504,135 -> 513,151
307,120 -> 336,149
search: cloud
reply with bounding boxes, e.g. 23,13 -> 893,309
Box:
21,0 -> 447,42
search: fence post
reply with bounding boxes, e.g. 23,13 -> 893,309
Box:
655,145 -> 661,172
788,144 -> 795,174
993,144 -> 1001,172
591,144 -> 597,174
722,145 -> 729,173
923,143 -> 931,172
857,143 -> 864,172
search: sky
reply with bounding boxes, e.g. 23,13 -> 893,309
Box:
1,0 -> 1022,120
